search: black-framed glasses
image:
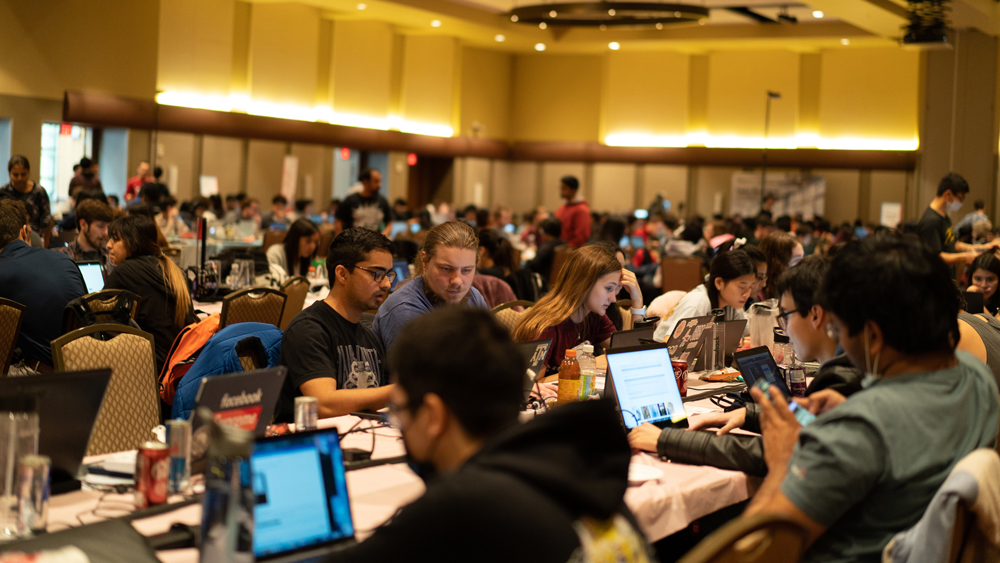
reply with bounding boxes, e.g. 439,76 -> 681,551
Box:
777,308 -> 800,329
354,265 -> 397,284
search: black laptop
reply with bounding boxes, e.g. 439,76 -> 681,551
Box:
604,343 -> 688,430
190,367 -> 287,472
733,346 -> 792,398
609,326 -> 656,349
515,339 -> 552,401
76,260 -> 106,293
252,427 -> 357,562
0,370 -> 111,493
666,316 -> 747,371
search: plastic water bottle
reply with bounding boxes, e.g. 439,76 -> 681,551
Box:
577,345 -> 597,400
198,407 -> 254,563
705,309 -> 726,372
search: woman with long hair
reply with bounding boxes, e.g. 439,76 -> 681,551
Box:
759,231 -> 804,300
477,228 -> 517,278
513,243 -> 644,373
267,218 -> 320,283
968,252 -> 1000,315
653,249 -> 756,343
105,214 -> 195,373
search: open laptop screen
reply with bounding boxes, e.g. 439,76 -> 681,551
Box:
606,345 -> 686,429
252,428 -> 355,559
734,346 -> 792,398
77,261 -> 105,293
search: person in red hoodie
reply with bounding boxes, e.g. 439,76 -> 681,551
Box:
554,175 -> 591,248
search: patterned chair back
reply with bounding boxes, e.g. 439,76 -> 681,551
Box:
51,324 -> 160,456
278,276 -> 310,330
63,290 -> 141,334
220,287 -> 287,329
0,298 -> 26,376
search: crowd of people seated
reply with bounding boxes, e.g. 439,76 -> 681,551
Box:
3,152 -> 1000,562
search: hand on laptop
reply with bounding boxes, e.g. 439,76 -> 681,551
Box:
687,409 -> 746,435
627,423 -> 662,453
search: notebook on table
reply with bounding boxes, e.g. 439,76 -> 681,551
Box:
76,260 -> 106,293
0,370 -> 112,493
253,427 -> 357,562
604,343 -> 688,430
609,326 -> 656,349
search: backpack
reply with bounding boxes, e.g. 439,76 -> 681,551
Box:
157,313 -> 221,405
63,290 -> 141,334
505,269 -> 547,302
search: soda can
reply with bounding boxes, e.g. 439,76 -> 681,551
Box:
16,454 -> 50,536
294,396 -> 319,432
166,419 -> 192,494
787,366 -> 807,397
671,360 -> 689,397
135,442 -> 170,508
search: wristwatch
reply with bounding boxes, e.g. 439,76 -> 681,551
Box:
630,306 -> 646,316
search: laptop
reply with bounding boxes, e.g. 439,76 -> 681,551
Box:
390,259 -> 410,292
77,260 -> 105,293
515,339 -> 552,401
609,326 -> 656,349
733,346 -> 792,398
389,221 -> 409,240
252,427 -> 357,562
189,368 -> 287,472
604,344 -> 688,430
0,370 -> 111,493
666,316 -> 747,371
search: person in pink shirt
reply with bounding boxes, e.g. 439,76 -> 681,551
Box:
554,176 -> 591,248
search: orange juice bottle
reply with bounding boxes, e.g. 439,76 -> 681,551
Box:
556,350 -> 581,406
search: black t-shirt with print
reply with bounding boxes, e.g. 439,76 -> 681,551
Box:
918,206 -> 955,254
276,300 -> 387,422
335,192 -> 392,232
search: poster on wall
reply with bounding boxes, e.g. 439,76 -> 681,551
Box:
880,202 -> 902,227
730,172 -> 826,219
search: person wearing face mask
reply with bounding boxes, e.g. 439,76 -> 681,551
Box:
653,249 -> 755,343
276,228 -> 396,422
325,307 -> 655,563
743,235 -> 999,563
372,221 -> 489,352
918,173 -> 998,266
628,255 -> 865,475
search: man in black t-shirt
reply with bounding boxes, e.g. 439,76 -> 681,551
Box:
335,168 -> 392,234
276,228 -> 396,421
917,173 -> 997,266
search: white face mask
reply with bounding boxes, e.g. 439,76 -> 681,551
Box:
861,326 -> 882,388
947,198 -> 964,213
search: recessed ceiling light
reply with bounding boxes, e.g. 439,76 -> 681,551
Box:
357,3 -> 366,9
608,8 -> 616,16
494,34 -> 506,42
698,18 -> 706,25
539,21 -> 547,29
534,42 -> 546,51
511,15 -> 518,22
812,10 -> 824,18
608,41 -> 620,50
655,22 -> 663,29
674,11 -> 681,17
549,10 -> 557,17
599,24 -> 607,31
431,19 -> 441,27
840,38 -> 850,45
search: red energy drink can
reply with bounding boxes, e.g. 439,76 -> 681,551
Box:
671,360 -> 689,397
135,442 -> 170,508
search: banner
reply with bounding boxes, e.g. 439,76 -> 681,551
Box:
730,172 -> 825,219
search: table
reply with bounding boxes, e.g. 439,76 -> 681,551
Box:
38,376 -> 755,561
193,288 -> 328,317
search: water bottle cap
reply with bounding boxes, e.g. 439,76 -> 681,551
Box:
565,349 -> 577,358
581,345 -> 594,354
773,327 -> 790,343
711,308 -> 726,322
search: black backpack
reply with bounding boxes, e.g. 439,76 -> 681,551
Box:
63,290 -> 142,334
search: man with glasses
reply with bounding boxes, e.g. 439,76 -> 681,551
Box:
328,307 -> 655,563
276,228 -> 397,421
917,173 -> 997,266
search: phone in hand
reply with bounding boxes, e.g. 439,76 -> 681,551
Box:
753,380 -> 816,426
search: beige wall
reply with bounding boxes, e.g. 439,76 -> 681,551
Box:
707,51 -> 800,139
330,21 -> 394,119
0,94 -> 61,182
249,3 -> 320,108
158,0 -> 234,97
510,55 -> 602,142
591,163 -> 637,214
246,140 -> 286,201
641,165 -> 688,214
459,48 -> 512,140
603,52 -> 689,139
156,131 -> 198,201
400,36 -> 459,129
202,135 -> 244,196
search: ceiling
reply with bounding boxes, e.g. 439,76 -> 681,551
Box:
271,0 -> 1000,53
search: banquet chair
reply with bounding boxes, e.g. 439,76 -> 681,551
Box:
62,289 -> 141,334
220,287 -> 287,329
550,244 -> 571,281
0,298 -> 26,376
491,301 -> 534,334
278,276 -> 310,330
51,324 -> 160,456
262,230 -> 287,252
317,229 -> 335,258
676,513 -> 809,563
660,257 -> 704,293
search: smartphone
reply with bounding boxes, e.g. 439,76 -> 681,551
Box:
753,380 -> 816,426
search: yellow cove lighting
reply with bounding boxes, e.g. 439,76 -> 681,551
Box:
155,91 -> 454,138
604,132 -> 919,151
